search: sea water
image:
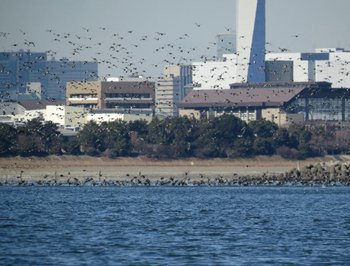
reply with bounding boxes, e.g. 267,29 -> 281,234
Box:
1,186 -> 350,265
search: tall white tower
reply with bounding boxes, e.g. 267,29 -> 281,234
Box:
236,0 -> 266,83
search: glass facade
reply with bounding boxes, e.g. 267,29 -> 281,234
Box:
288,93 -> 350,122
308,98 -> 343,121
345,99 -> 350,121
179,65 -> 192,99
0,51 -> 98,101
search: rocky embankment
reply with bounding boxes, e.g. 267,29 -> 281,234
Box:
280,162 -> 350,186
1,162 -> 350,187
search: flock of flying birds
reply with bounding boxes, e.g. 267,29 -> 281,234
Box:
1,24 -> 224,81
0,24 -> 308,83
0,24 -> 350,115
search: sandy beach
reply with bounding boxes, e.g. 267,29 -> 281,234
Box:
0,155 -> 348,183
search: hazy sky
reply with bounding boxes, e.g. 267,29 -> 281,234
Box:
1,0 -> 350,78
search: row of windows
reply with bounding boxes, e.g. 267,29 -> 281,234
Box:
105,103 -> 152,109
289,98 -> 350,121
69,94 -> 98,98
105,93 -> 150,99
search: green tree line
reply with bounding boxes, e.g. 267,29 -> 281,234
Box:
0,115 -> 347,159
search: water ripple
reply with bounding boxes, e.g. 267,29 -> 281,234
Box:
1,187 -> 350,265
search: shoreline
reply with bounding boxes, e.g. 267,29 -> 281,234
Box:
1,155 -> 350,186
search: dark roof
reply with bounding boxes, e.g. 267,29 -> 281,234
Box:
17,100 -> 65,110
229,81 -> 331,89
101,81 -> 155,93
179,87 -> 305,108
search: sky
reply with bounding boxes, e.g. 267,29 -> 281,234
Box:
1,0 -> 350,79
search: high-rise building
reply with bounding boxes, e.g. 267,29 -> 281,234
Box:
236,0 -> 266,83
156,65 -> 192,117
156,76 -> 181,117
0,50 -> 98,101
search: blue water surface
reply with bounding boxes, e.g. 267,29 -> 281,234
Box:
1,186 -> 350,265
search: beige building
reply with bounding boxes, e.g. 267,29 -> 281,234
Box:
156,77 -> 181,117
156,65 -> 182,118
66,81 -> 101,109
178,82 -> 310,127
262,108 -> 304,127
66,80 -> 155,111
179,109 -> 201,120
155,65 -> 193,118
66,80 -> 156,124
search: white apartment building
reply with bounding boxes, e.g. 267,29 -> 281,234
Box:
266,48 -> 350,88
87,110 -> 152,124
192,54 -> 237,90
45,105 -> 87,128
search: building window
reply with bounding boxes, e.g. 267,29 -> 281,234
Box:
308,98 -> 342,121
70,93 -> 97,98
105,93 -> 151,99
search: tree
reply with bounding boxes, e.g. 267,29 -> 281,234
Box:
228,138 -> 254,158
253,137 -> 275,155
60,136 -> 81,155
146,117 -> 168,145
170,117 -> 198,157
286,124 -> 318,158
128,119 -> 149,139
212,114 -> 251,145
249,119 -> 278,138
288,124 -> 312,147
16,118 -> 61,156
272,128 -> 291,148
101,121 -> 131,157
40,121 -> 62,154
77,121 -> 105,155
308,124 -> 336,155
193,115 -> 249,158
146,117 -> 198,158
0,124 -> 17,156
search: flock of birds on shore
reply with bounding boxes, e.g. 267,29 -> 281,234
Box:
3,162 -> 350,187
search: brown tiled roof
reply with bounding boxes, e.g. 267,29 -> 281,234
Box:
18,100 -> 65,110
179,87 -> 305,108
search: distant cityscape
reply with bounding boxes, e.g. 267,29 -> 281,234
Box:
1,0 -> 350,134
